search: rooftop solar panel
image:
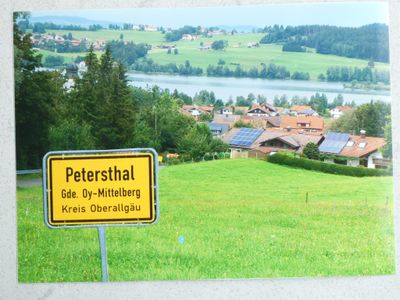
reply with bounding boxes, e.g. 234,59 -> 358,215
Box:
319,132 -> 350,154
229,128 -> 263,147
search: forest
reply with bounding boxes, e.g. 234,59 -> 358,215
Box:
260,24 -> 389,63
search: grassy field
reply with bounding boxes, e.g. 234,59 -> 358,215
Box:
37,29 -> 389,80
18,159 -> 394,282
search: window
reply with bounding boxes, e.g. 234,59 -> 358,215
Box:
346,141 -> 354,147
358,142 -> 367,148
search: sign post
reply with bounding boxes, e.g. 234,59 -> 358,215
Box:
42,149 -> 159,282
97,226 -> 108,282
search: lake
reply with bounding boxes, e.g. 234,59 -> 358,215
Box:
127,72 -> 391,105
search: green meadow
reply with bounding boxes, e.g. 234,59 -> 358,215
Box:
37,29 -> 389,80
18,159 -> 394,282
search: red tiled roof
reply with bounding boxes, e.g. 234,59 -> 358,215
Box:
339,135 -> 386,158
247,105 -> 270,114
280,116 -> 324,131
290,105 -> 312,112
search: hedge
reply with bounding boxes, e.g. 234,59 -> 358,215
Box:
266,153 -> 391,177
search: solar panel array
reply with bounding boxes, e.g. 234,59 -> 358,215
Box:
319,132 -> 350,154
229,128 -> 264,147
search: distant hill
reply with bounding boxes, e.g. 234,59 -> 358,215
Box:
30,15 -> 123,27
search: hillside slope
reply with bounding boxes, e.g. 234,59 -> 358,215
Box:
18,159 -> 394,282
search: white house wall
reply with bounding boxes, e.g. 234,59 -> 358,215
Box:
367,151 -> 384,168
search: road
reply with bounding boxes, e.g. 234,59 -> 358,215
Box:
17,178 -> 42,188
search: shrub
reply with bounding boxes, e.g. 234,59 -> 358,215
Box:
266,153 -> 391,177
303,142 -> 320,160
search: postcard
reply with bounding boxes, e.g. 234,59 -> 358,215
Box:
15,2 -> 394,283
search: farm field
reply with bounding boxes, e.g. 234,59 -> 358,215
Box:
36,29 -> 389,80
18,159 -> 394,282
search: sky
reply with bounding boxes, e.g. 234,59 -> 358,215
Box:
31,2 -> 388,28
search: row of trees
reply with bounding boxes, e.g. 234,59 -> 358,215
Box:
132,58 -> 203,76
282,41 -> 306,53
27,21 -> 102,33
272,93 -> 357,114
43,55 -> 65,67
322,66 -> 390,84
260,24 -> 389,62
206,63 -> 293,79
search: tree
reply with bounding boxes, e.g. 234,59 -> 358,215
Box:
273,95 -> 289,108
32,22 -> 45,33
329,101 -> 390,137
49,119 -> 95,150
194,90 -> 216,105
382,118 -> 392,158
96,47 -> 136,149
233,120 -> 253,128
256,95 -> 267,104
178,123 -> 227,161
69,45 -> 136,149
368,59 -> 375,68
331,94 -> 344,108
218,59 -> 225,65
309,93 -> 328,115
303,142 -> 320,160
235,95 -> 253,107
211,40 -> 227,50
14,12 -> 65,168
174,48 -> 178,55
43,55 -> 64,67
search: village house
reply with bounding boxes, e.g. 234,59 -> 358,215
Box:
70,40 -> 81,47
221,106 -> 234,115
246,42 -> 260,48
330,106 -> 353,119
181,105 -> 213,120
92,39 -> 106,51
265,116 -> 281,128
208,122 -> 230,136
181,34 -> 197,41
219,105 -> 248,115
279,115 -> 324,133
274,107 -> 291,115
207,30 -> 225,37
319,131 -> 389,169
255,130 -> 324,156
247,103 -> 278,117
290,105 -> 319,117
144,25 -> 158,32
212,113 -> 242,128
